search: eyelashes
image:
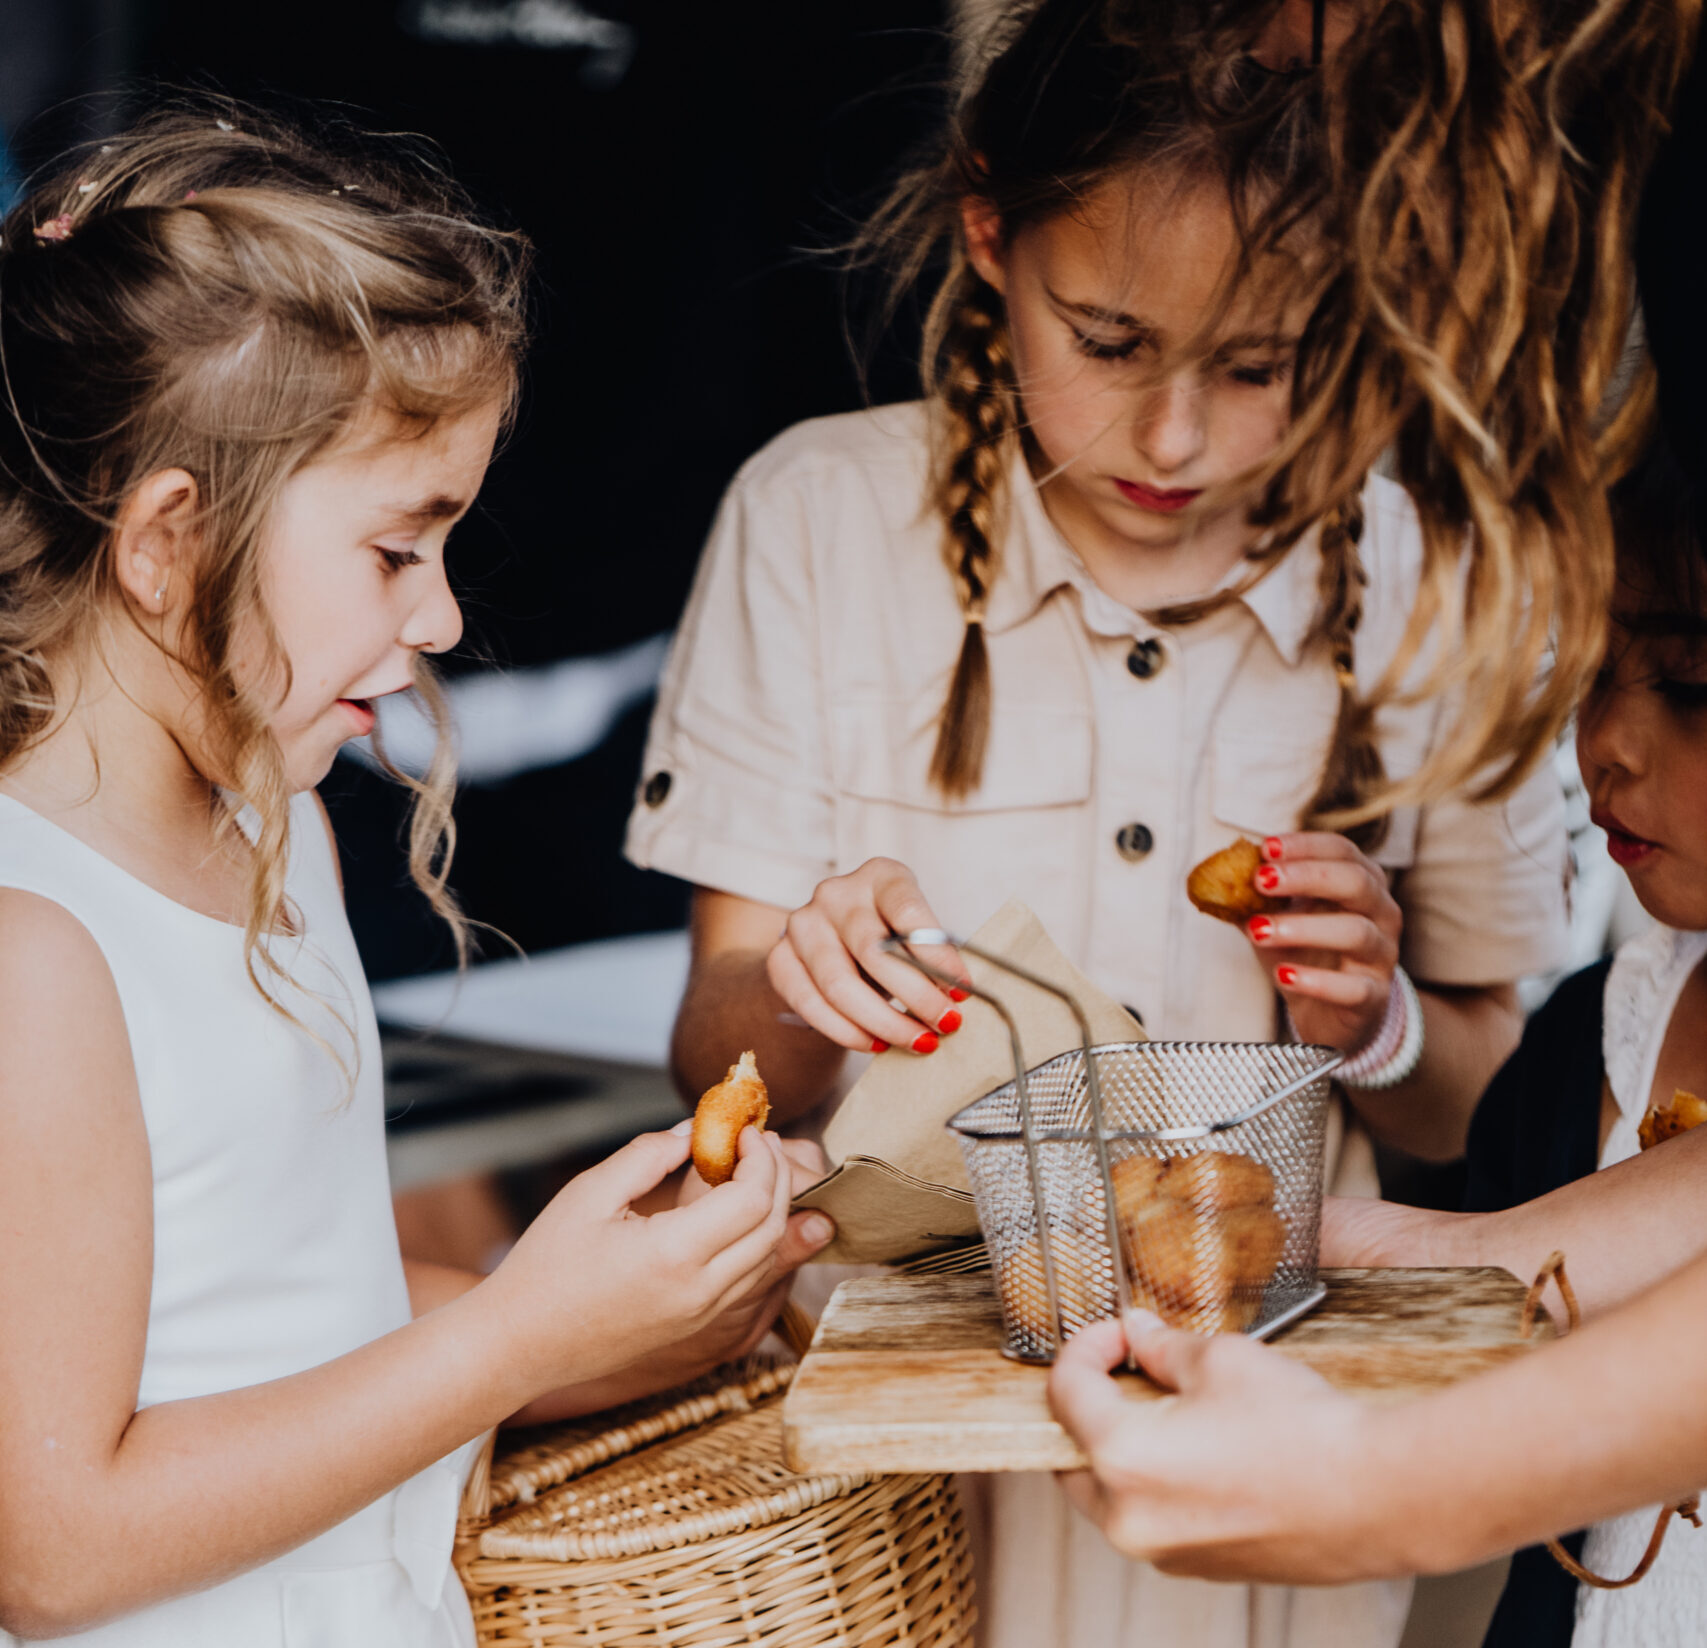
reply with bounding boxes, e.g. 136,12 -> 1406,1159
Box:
1071,328 -> 1144,363
1067,328 -> 1288,387
375,546 -> 425,574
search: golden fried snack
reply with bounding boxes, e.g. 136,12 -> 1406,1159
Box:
999,1230 -> 1107,1344
1639,1087 -> 1707,1151
1109,1153 -> 1166,1222
1123,1196 -> 1287,1333
1157,1150 -> 1276,1214
691,1049 -> 770,1186
1186,837 -> 1280,925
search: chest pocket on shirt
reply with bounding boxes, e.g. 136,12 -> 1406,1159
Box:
829,699 -> 1092,812
1211,731 -> 1419,871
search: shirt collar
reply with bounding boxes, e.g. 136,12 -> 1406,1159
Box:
983,445 -> 1326,666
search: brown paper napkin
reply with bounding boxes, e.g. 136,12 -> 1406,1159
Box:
792,900 -> 1145,1265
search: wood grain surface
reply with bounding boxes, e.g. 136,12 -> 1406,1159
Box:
782,1267 -> 1553,1475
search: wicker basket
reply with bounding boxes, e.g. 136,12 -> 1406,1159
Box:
455,1358 -> 976,1647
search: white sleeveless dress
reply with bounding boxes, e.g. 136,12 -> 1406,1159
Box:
0,790 -> 477,1648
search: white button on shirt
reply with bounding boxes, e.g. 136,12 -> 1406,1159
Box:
628,401 -> 1569,1046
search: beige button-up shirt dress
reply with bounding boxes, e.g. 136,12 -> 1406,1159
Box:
627,402 -> 1569,1648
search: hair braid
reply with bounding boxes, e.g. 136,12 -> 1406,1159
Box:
926,263 -> 1018,798
1302,488 -> 1388,850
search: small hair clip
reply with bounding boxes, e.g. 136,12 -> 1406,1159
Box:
99,144 -> 114,154
183,189 -> 198,202
77,181 -> 96,194
215,119 -> 235,132
32,215 -> 74,243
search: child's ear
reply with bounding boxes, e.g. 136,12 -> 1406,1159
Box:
111,468 -> 200,617
960,192 -> 1008,294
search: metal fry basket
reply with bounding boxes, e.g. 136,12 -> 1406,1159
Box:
889,933 -> 1339,1364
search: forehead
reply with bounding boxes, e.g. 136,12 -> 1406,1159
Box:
1014,170 -> 1308,338
305,399 -> 504,500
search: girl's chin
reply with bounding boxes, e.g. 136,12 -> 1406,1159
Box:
1624,868 -> 1707,934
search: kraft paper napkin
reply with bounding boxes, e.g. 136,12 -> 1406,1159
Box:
792,900 -> 1145,1265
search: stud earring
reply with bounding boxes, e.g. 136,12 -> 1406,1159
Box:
154,583 -> 166,604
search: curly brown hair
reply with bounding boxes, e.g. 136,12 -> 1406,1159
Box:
864,0 -> 1693,824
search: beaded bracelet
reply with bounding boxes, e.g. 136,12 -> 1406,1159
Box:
1335,966 -> 1425,1090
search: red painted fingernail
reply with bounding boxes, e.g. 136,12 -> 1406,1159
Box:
870,1039 -> 889,1054
948,987 -> 970,1003
1276,965 -> 1299,987
1263,837 -> 1284,861
1255,866 -> 1280,892
1247,916 -> 1274,942
912,1031 -> 939,1055
938,1009 -> 963,1034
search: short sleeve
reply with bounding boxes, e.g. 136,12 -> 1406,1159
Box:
1397,750 -> 1571,985
624,457 -> 836,912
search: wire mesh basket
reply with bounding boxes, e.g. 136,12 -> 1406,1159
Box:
890,932 -> 1339,1364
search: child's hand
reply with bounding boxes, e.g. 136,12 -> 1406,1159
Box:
766,857 -> 970,1056
679,1135 -> 829,1204
487,1123 -> 798,1399
1241,832 -> 1401,1056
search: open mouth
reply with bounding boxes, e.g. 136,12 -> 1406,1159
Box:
338,697 -> 377,736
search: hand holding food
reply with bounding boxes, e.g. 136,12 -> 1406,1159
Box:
1187,838 -> 1281,924
1218,832 -> 1404,1058
692,1050 -> 771,1186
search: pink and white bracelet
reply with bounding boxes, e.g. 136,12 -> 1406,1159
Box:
1285,966 -> 1424,1089
1333,966 -> 1425,1089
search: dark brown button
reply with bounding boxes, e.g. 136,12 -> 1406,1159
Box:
1126,638 -> 1165,679
1115,822 -> 1154,861
643,771 -> 673,808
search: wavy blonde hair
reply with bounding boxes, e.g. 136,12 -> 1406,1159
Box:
0,98 -> 528,1007
863,0 -> 1695,818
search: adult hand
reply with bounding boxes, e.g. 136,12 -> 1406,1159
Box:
1241,833 -> 1401,1055
766,857 -> 970,1056
1049,1310 -> 1394,1584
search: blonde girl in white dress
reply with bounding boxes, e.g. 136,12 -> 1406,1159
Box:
627,6 -> 1569,1647
0,104 -> 822,1646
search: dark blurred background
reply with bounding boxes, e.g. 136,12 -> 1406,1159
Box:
0,0 -> 948,978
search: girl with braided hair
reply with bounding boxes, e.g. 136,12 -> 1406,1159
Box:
0,100 -> 825,1645
630,4 -> 1586,1645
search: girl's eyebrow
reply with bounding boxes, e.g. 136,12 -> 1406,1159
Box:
1043,286 -> 1157,337
1212,329 -> 1301,355
1042,287 -> 1296,354
380,494 -> 471,527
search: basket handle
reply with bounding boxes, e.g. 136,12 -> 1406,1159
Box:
456,1298 -> 819,1525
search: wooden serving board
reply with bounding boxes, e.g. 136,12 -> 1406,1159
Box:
782,1267 -> 1552,1475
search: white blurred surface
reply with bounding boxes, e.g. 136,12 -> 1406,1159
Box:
371,928 -> 691,1067
346,632 -> 670,786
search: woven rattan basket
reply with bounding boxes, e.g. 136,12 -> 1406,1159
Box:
455,1357 -> 976,1647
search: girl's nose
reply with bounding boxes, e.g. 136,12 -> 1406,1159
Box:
1132,375 -> 1206,476
1576,677 -> 1647,782
400,560 -> 464,657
